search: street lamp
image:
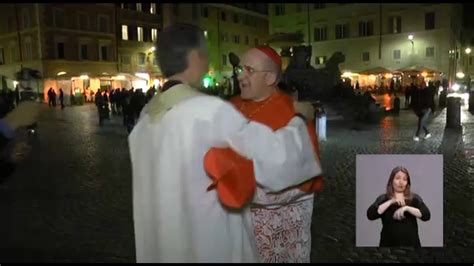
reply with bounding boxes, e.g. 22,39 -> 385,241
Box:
466,47 -> 474,112
408,34 -> 414,47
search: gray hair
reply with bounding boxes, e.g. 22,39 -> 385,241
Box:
156,23 -> 207,78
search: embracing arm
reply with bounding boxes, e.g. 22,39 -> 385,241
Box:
210,100 -> 322,192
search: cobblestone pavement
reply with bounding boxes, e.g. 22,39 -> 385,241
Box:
1,103 -> 473,262
312,106 -> 474,263
0,105 -> 134,262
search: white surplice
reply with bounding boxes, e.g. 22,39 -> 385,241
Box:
128,84 -> 321,263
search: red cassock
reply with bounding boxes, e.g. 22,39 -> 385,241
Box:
205,90 -> 323,208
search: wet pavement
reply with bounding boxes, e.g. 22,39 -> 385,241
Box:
312,105 -> 474,263
1,102 -> 474,262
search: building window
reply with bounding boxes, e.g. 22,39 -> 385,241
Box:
393,49 -> 401,60
173,4 -> 179,16
121,54 -> 131,65
296,4 -> 302,13
222,54 -> 227,65
233,34 -> 240,44
274,4 -> 285,16
22,9 -> 30,29
201,6 -> 208,18
245,35 -> 249,45
24,41 -> 32,60
57,42 -> 65,59
137,27 -> 144,42
221,11 -> 226,21
98,15 -> 109,33
0,48 -> 4,65
221,33 -> 228,42
335,23 -> 349,39
151,28 -> 158,42
425,12 -> 435,30
136,3 -> 142,12
314,3 -> 325,9
150,3 -> 156,14
255,38 -> 259,46
233,14 -> 239,23
7,16 -> 14,32
54,9 -> 65,28
80,44 -> 88,60
314,26 -> 327,42
362,52 -> 370,62
426,47 -> 434,57
122,25 -> 128,40
359,20 -> 374,37
100,46 -> 108,61
78,13 -> 89,31
192,4 -> 198,20
315,56 -> 326,65
388,16 -> 402,34
120,3 -> 124,9
138,52 -> 146,65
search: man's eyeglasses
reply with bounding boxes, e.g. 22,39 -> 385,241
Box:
236,65 -> 272,76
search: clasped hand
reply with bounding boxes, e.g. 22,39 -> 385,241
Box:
391,196 -> 408,220
393,205 -> 408,220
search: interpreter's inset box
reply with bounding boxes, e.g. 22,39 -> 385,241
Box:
356,154 -> 443,247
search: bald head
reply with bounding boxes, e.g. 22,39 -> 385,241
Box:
238,48 -> 282,101
243,48 -> 281,83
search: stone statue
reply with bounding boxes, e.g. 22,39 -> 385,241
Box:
283,45 -> 345,100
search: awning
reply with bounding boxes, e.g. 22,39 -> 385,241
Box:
357,67 -> 394,75
395,65 -> 441,74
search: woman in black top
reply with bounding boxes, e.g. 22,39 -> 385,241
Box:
367,166 -> 431,247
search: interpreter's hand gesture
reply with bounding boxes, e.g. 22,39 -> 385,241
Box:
391,194 -> 406,207
393,206 -> 408,220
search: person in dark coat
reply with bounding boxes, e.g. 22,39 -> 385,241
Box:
59,88 -> 65,109
47,88 -> 54,107
95,90 -> 109,126
14,85 -> 20,107
410,82 -> 434,141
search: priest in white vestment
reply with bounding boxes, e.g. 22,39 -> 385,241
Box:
128,24 -> 322,263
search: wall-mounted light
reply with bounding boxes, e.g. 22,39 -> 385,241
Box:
408,34 -> 414,47
57,71 -> 67,76
465,47 -> 471,54
456,72 -> 465,79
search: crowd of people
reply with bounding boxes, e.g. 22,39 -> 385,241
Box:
93,86 -> 157,131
